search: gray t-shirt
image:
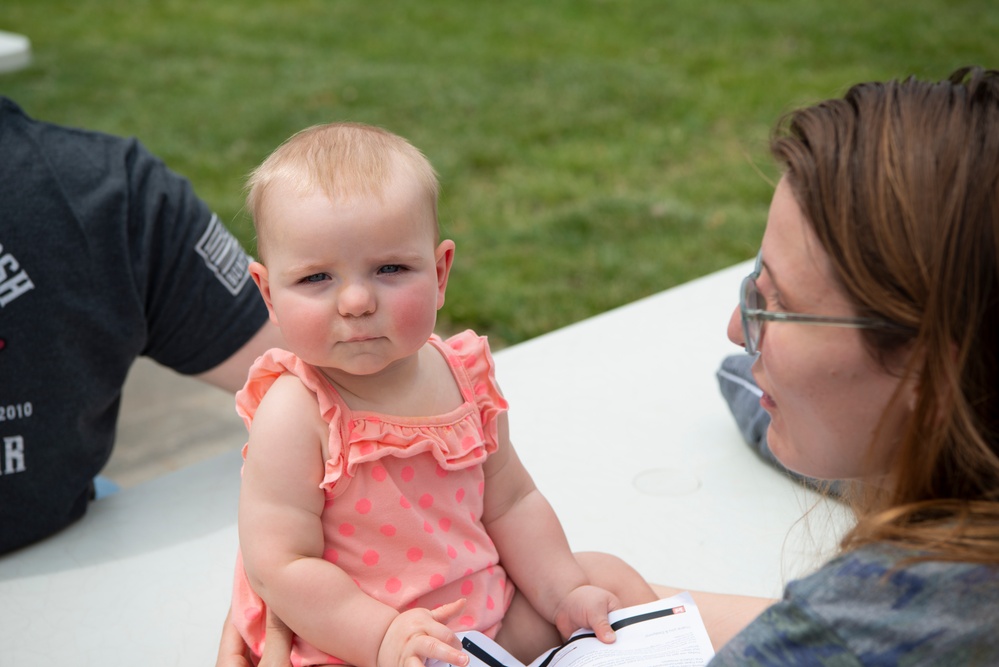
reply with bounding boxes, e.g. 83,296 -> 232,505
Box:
711,542 -> 999,666
0,97 -> 267,553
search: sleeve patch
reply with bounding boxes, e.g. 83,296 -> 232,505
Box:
194,214 -> 252,296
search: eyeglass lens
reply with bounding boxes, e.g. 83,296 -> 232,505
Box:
741,275 -> 763,354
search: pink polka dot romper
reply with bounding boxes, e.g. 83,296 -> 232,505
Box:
231,330 -> 515,666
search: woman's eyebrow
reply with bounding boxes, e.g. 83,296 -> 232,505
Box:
760,257 -> 776,286
760,257 -> 789,304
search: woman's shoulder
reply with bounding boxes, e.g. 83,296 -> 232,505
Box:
787,543 -> 999,630
712,543 -> 999,666
805,545 -> 999,657
795,542 -> 999,601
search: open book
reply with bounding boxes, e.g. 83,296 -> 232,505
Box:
428,592 -> 715,667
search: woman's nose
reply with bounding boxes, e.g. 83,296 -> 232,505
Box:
727,305 -> 745,348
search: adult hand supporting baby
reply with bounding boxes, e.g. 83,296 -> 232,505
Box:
216,607 -> 294,667
377,598 -> 470,667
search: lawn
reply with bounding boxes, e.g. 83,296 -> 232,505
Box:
3,0 -> 996,345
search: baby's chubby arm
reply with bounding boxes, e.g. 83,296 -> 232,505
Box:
238,374 -> 468,667
480,413 -> 621,643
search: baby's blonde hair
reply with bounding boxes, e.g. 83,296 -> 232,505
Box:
247,122 -> 440,255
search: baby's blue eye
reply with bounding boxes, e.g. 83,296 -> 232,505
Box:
303,273 -> 329,283
379,265 -> 403,274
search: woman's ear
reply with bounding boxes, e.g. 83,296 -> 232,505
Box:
434,239 -> 456,310
898,345 -> 926,413
906,375 -> 919,412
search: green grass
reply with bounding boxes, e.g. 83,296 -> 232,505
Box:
3,0 -> 996,345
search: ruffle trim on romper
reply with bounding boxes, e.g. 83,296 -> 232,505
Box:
236,330 -> 509,499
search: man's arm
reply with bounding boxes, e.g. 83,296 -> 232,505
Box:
194,320 -> 285,393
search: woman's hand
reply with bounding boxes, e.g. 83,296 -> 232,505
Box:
552,585 -> 622,644
215,609 -> 254,667
377,599 -> 470,667
215,607 -> 294,667
258,608 -> 294,667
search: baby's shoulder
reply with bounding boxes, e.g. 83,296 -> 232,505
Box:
254,372 -> 325,424
264,369 -> 318,395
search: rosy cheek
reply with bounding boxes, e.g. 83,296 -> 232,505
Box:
387,290 -> 438,334
275,300 -> 330,345
396,300 -> 434,332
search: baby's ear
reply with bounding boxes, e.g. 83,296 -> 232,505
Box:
248,261 -> 278,324
435,240 -> 456,309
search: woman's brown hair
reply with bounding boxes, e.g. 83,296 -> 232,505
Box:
771,67 -> 999,564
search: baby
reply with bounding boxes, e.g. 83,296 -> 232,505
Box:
230,122 -> 656,666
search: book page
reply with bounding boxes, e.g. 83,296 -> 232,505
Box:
427,593 -> 714,667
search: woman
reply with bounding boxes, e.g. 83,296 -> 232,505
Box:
689,66 -> 999,664
222,68 -> 999,666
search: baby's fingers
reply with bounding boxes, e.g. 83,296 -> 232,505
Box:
422,600 -> 468,664
379,602 -> 470,667
408,634 -> 469,667
553,586 -> 620,644
555,611 -> 615,645
589,617 -> 616,644
430,598 -> 467,628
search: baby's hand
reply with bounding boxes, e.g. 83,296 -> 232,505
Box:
552,585 -> 621,645
377,599 -> 470,667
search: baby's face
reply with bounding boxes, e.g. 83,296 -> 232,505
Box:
252,176 -> 452,380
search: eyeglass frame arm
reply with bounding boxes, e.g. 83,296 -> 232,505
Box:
741,308 -> 896,329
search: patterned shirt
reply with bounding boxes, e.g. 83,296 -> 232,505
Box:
711,542 -> 999,666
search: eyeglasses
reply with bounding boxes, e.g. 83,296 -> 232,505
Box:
739,251 -> 903,355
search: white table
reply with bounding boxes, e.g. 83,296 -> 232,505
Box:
0,261 -> 850,664
0,31 -> 31,74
